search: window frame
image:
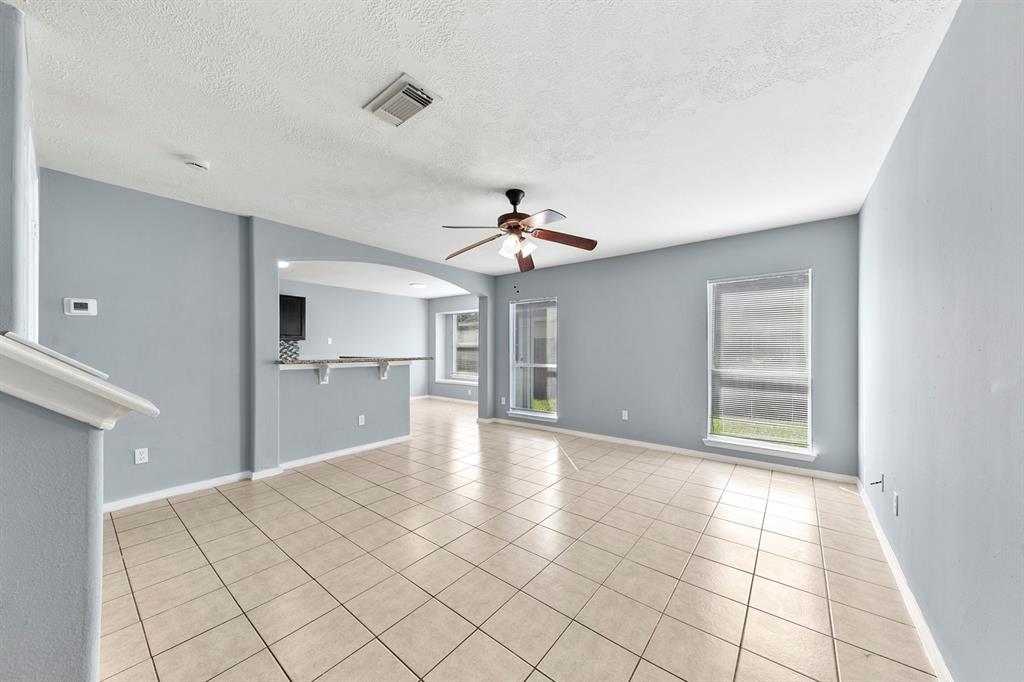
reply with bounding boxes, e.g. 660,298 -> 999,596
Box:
436,309 -> 479,386
508,296 -> 558,422
703,269 -> 816,461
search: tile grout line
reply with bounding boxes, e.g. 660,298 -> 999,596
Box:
165,492 -> 295,682
320,451 -> 541,682
245,466 -> 434,682
262,469 -> 424,682
632,465 -> 728,680
299,449 -> 810,678
107,405 -> 915,682
812,484 -> 938,680
286,455 -> 600,679
816,481 -> 844,682
376,443 -> 883,677
730,469 -> 770,682
107,516 -> 161,682
608,466 -> 710,680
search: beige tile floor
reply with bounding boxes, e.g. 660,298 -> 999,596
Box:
100,400 -> 936,682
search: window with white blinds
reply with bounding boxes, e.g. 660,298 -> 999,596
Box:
439,311 -> 478,382
453,312 -> 479,378
707,270 -> 811,449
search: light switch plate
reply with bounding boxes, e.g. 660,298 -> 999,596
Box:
134,448 -> 149,464
358,414 -> 365,426
621,410 -> 629,421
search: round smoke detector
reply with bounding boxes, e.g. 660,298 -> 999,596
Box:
183,157 -> 210,171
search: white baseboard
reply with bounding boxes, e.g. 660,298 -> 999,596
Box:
857,482 -> 952,681
484,417 -> 858,484
423,395 -> 477,405
410,395 -> 430,401
102,471 -> 251,513
278,435 -> 412,471
103,436 -> 413,510
251,467 -> 283,480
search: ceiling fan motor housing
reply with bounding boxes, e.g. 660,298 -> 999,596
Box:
505,188 -> 526,208
498,211 -> 528,229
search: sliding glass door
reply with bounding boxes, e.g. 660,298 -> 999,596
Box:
509,298 -> 557,418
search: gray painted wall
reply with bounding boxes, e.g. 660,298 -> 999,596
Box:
1,12 -> 101,680
428,294 -> 480,401
0,392 -> 103,682
279,280 -> 428,396
495,216 -> 859,476
859,2 -> 1024,679
38,173 -> 494,500
280,365 -> 410,463
39,170 -> 250,502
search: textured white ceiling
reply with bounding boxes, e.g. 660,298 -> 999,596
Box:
280,261 -> 469,299
12,0 -> 957,274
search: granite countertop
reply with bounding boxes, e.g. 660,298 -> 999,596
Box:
276,356 -> 433,365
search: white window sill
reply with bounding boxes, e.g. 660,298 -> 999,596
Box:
702,435 -> 817,462
435,378 -> 478,386
507,409 -> 558,423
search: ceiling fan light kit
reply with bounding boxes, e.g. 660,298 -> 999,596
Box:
443,189 -> 598,272
498,235 -> 522,259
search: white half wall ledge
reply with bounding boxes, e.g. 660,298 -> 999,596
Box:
0,333 -> 158,430
480,416 -> 857,483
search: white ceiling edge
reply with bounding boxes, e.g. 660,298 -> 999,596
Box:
14,0 -> 960,275
279,261 -> 470,299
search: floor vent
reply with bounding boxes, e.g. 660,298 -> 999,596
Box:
364,74 -> 438,126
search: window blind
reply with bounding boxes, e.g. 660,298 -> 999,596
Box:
454,312 -> 479,376
510,299 -> 557,415
708,270 -> 810,447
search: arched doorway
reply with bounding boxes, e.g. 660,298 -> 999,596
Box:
247,217 -> 495,476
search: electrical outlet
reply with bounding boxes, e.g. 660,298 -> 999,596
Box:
358,414 -> 365,426
327,337 -> 332,345
621,410 -> 629,421
500,396 -> 506,405
134,448 -> 149,465
467,389 -> 473,396
893,491 -> 899,517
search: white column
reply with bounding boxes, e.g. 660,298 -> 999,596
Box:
0,4 -> 38,340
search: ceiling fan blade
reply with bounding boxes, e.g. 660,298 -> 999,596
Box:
528,228 -> 597,251
519,209 -> 566,230
442,225 -> 497,229
445,233 -> 501,260
516,250 -> 535,272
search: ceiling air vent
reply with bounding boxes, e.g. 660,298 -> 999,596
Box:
364,73 -> 438,127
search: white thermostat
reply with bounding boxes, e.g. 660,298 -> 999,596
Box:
64,298 -> 97,316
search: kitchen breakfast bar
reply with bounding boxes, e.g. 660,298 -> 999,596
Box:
276,356 -> 431,466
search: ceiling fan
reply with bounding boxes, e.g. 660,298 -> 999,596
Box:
443,189 -> 597,272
